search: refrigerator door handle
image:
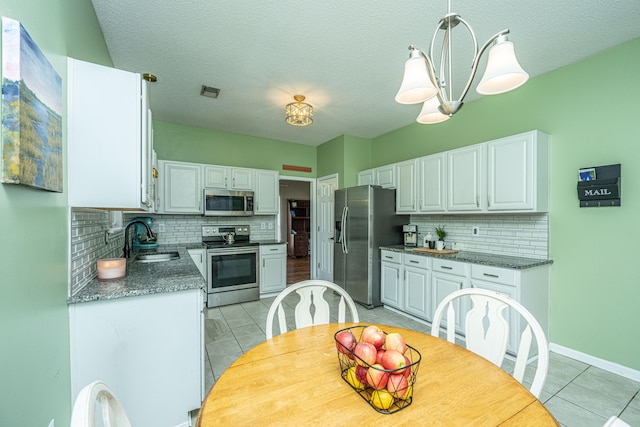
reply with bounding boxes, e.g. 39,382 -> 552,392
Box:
342,206 -> 349,254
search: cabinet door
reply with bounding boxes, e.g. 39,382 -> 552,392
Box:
188,249 -> 206,278
447,145 -> 484,211
255,169 -> 279,215
358,169 -> 374,186
203,165 -> 228,188
231,168 -> 254,190
161,161 -> 203,214
381,261 -> 403,309
396,159 -> 417,213
260,245 -> 287,294
432,272 -> 467,332
404,266 -> 431,320
487,133 -> 534,211
68,58 -> 146,209
470,280 -> 519,354
376,164 -> 396,188
418,153 -> 446,212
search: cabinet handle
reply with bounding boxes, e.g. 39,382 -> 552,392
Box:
263,259 -> 265,268
385,255 -> 393,259
483,273 -> 499,278
440,266 -> 453,270
488,195 -> 491,207
270,248 -> 278,252
410,260 -> 419,264
476,195 -> 480,208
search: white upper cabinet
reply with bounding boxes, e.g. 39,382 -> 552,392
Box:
418,153 -> 447,212
204,165 -> 254,190
357,164 -> 396,188
396,159 -> 418,213
447,144 -> 485,212
157,160 -> 202,214
254,169 -> 279,215
68,58 -> 153,210
486,130 -> 549,212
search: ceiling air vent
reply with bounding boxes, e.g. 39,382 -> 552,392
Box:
200,85 -> 221,99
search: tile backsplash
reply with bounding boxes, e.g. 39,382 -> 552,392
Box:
70,209 -> 124,296
122,214 -> 278,244
409,213 -> 549,259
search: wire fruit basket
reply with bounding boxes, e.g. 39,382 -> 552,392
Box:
334,325 -> 422,414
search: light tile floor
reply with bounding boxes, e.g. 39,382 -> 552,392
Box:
202,295 -> 639,427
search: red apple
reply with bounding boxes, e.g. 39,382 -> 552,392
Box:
381,349 -> 408,375
366,364 -> 389,390
385,332 -> 407,354
353,342 -> 377,366
335,329 -> 357,358
376,348 -> 386,365
402,355 -> 412,378
361,325 -> 386,349
355,365 -> 369,384
386,373 -> 409,398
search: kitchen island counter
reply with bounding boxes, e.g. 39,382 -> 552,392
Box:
380,245 -> 553,269
68,245 -> 205,304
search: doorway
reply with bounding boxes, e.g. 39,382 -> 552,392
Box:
279,179 -> 312,284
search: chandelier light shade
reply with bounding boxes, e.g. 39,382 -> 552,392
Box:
285,95 -> 313,126
417,96 -> 450,124
476,38 -> 529,95
395,0 -> 529,124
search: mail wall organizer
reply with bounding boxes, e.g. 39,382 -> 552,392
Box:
577,163 -> 621,207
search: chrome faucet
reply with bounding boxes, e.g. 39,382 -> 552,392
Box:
123,220 -> 156,258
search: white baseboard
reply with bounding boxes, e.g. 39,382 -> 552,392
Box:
549,342 -> 640,382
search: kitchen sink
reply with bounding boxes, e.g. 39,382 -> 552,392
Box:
134,251 -> 180,263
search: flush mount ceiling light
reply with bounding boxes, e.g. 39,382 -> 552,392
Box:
395,0 -> 529,124
201,85 -> 221,99
285,95 -> 313,127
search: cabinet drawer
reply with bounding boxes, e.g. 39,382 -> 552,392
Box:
432,259 -> 468,277
471,264 -> 516,285
381,250 -> 401,264
403,253 -> 429,269
261,244 -> 286,255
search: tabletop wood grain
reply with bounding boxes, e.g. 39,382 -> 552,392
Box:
197,323 -> 558,426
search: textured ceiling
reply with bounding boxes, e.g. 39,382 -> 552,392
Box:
90,0 -> 640,146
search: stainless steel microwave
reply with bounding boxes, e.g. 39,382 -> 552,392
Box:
203,189 -> 254,216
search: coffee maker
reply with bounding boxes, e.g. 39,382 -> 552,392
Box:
403,224 -> 418,247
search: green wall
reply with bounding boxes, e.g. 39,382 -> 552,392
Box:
316,134 -> 373,188
373,38 -> 640,370
154,120 -> 317,178
0,1 -> 111,426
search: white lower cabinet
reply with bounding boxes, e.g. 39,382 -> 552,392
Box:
380,250 -> 403,309
403,254 -> 431,320
470,263 -> 550,354
188,248 -> 206,278
69,289 -> 205,427
380,250 -> 550,351
431,259 -> 470,333
259,244 -> 287,294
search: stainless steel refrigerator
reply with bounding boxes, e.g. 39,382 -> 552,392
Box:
333,185 -> 407,308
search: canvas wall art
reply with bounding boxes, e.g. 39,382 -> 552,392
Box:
1,17 -> 62,192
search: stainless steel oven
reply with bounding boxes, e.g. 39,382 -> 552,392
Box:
203,225 -> 259,308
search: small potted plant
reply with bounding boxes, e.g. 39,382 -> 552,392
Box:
434,225 -> 447,250
434,225 -> 447,241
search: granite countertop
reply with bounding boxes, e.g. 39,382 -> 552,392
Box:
380,245 -> 553,269
68,245 -> 205,304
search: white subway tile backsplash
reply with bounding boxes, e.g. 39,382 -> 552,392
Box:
410,213 -> 549,259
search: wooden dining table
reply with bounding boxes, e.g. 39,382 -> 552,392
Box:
197,323 -> 558,426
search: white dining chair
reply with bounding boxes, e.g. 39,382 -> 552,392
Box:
603,415 -> 631,427
70,380 -> 132,427
265,279 -> 359,339
431,288 -> 549,398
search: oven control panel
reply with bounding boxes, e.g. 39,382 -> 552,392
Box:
202,225 -> 250,237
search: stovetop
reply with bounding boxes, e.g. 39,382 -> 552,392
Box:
203,240 -> 259,249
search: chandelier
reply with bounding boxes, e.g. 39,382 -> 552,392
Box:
395,0 -> 529,124
285,95 -> 313,126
